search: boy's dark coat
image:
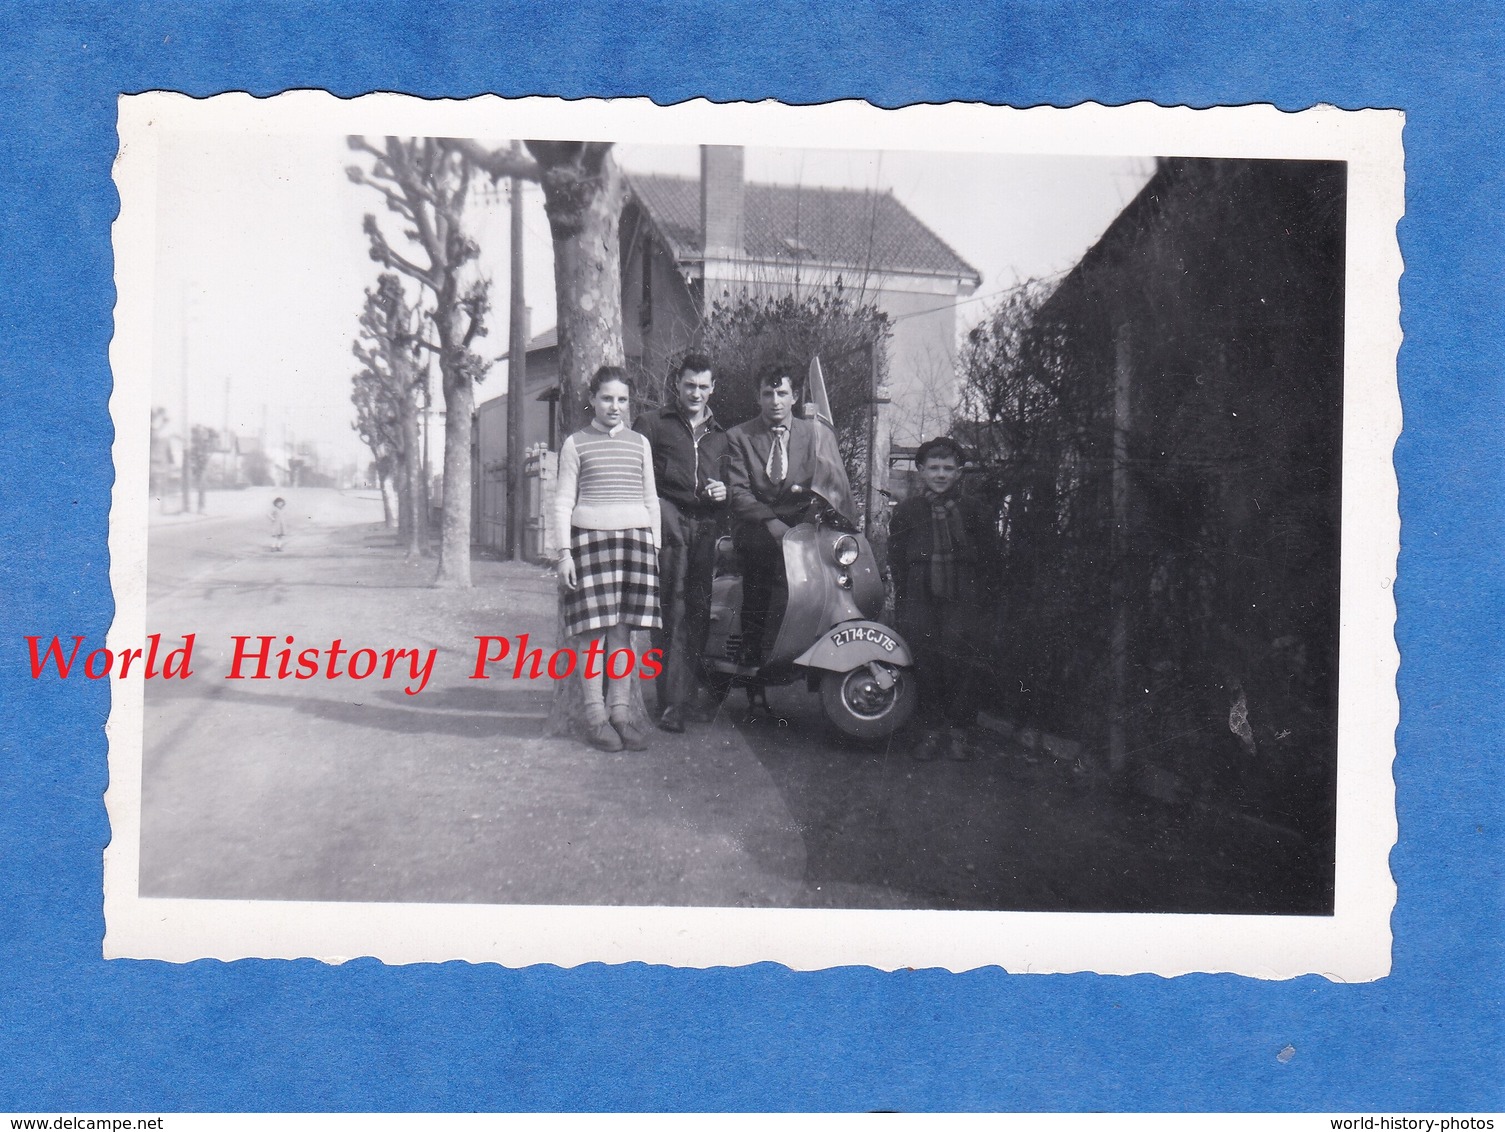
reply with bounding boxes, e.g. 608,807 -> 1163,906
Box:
886,492 -> 1000,608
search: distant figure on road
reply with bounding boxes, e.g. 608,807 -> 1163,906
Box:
633,353 -> 728,734
553,366 -> 663,754
269,496 -> 287,552
886,437 -> 999,761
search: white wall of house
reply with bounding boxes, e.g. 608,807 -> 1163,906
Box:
622,239 -> 702,399
623,146 -> 980,496
697,261 -> 973,446
874,285 -> 966,447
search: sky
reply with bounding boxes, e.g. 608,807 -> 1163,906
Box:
150,135 -> 1153,470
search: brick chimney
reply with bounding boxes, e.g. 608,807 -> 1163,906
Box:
700,145 -> 745,261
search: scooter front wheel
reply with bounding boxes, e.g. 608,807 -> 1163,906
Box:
819,664 -> 917,741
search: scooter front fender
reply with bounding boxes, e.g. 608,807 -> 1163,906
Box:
792,620 -> 913,672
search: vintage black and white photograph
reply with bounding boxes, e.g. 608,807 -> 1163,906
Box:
103,95 -> 1401,976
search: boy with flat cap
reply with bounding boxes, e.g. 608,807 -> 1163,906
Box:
886,436 -> 999,760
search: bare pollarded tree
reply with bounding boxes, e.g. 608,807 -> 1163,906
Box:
454,139 -> 649,737
347,137 -> 493,587
351,358 -> 402,531
351,273 -> 428,554
450,140 -> 627,437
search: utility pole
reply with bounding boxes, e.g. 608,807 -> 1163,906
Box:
506,143 -> 529,559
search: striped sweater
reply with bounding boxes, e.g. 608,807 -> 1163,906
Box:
553,422 -> 662,548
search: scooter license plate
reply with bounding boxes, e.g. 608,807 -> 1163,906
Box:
827,626 -> 898,653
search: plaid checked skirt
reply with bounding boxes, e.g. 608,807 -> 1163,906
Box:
564,526 -> 662,637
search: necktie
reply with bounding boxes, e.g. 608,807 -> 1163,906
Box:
767,426 -> 788,484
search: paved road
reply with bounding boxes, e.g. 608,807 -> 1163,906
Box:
138,488 -> 1324,913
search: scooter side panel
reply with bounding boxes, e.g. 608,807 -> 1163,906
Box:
703,574 -> 743,665
766,524 -> 864,666
842,532 -> 886,621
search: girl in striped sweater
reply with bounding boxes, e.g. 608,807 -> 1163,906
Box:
553,366 -> 663,752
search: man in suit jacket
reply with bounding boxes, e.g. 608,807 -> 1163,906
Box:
724,367 -> 855,666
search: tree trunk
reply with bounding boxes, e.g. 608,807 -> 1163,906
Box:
434,361 -> 474,585
530,144 -> 653,737
428,256 -> 477,586
400,394 -> 424,557
550,186 -> 626,435
350,138 -> 486,587
394,453 -> 412,541
378,470 -> 399,529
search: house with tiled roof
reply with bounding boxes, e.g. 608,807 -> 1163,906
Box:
473,147 -> 983,557
619,147 -> 981,450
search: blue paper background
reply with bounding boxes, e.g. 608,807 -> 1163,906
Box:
1,1 -> 1500,1111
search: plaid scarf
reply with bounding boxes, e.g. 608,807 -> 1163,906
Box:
926,489 -> 970,600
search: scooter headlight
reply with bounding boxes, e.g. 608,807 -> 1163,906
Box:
833,535 -> 860,567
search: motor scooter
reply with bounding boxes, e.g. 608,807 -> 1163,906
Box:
702,511 -> 917,740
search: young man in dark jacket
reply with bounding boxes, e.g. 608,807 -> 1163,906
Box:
886,436 -> 1000,760
633,354 -> 729,732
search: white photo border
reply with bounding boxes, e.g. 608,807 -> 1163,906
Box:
105,93 -> 1402,979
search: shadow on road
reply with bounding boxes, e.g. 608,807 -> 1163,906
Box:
717,684 -> 1330,915
137,493 -> 1330,914
146,678 -> 549,740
